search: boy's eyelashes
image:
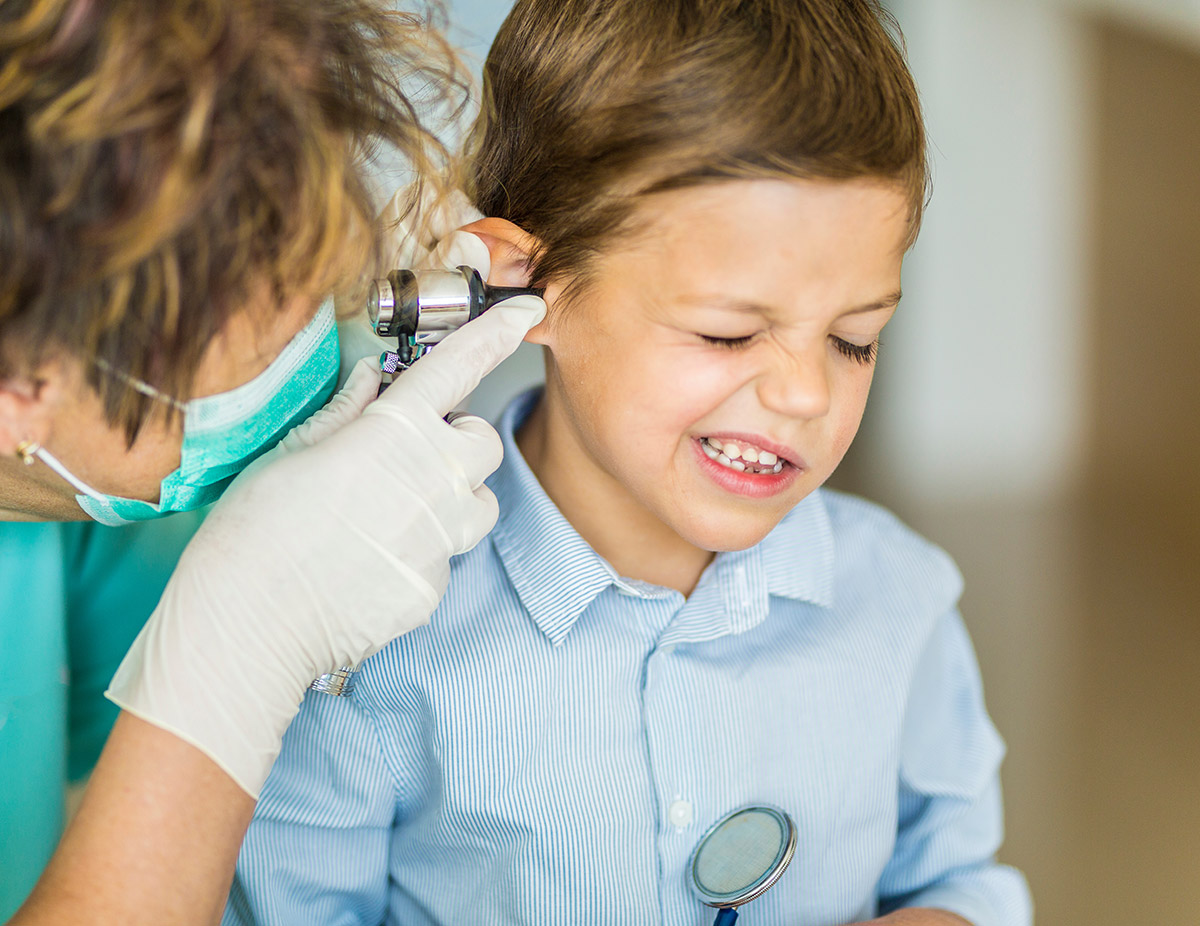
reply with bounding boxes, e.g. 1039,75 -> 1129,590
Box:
699,333 -> 757,349
698,332 -> 880,365
831,336 -> 879,365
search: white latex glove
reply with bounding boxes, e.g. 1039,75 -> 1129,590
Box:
338,188 -> 491,382
107,180 -> 544,797
106,295 -> 544,797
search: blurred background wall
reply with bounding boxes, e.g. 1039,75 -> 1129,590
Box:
846,2 -> 1200,923
445,1 -> 1200,922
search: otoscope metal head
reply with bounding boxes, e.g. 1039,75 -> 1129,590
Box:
367,269 -> 420,340
367,266 -> 543,343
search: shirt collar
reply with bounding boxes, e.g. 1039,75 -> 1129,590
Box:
488,389 -> 622,646
487,388 -> 836,647
758,489 -> 836,609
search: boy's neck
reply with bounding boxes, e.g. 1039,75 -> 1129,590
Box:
515,396 -> 715,597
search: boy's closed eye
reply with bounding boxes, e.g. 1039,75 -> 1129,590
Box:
831,335 -> 880,364
698,332 -> 758,349
697,331 -> 880,364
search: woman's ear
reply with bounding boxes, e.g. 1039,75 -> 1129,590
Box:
0,366 -> 57,456
459,217 -> 539,288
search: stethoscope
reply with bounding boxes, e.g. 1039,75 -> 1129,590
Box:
688,804 -> 797,925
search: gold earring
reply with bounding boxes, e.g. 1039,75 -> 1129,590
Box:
14,440 -> 41,466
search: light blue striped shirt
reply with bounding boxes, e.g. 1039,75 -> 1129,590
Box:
225,389 -> 1031,926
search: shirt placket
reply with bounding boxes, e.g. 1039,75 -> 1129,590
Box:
639,549 -> 771,924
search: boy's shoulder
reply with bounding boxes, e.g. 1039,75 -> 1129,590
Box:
808,487 -> 964,614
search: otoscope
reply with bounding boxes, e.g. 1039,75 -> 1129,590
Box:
370,266 -> 542,380
310,266 -> 544,697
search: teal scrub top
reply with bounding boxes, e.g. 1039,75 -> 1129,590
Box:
0,512 -> 202,919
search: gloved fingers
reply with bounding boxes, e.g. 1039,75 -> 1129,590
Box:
278,357 -> 381,453
439,483 -> 501,553
459,484 -> 500,552
363,410 -> 501,503
335,356 -> 384,412
377,186 -> 429,269
444,413 -> 505,489
369,294 -> 546,418
424,229 -> 491,279
420,188 -> 484,245
379,185 -> 484,268
336,314 -> 392,384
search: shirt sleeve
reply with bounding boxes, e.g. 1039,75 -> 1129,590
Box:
876,610 -> 1033,926
223,690 -> 396,926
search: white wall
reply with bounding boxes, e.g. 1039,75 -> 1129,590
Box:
866,0 -> 1092,504
445,0 -> 512,71
866,0 -> 1200,505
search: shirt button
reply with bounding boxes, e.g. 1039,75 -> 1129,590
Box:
660,643 -> 677,656
668,799 -> 694,828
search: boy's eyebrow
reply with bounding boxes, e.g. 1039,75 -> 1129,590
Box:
681,291 -> 904,317
843,291 -> 903,315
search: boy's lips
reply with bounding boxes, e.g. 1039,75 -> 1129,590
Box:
690,433 -> 804,499
697,432 -> 805,470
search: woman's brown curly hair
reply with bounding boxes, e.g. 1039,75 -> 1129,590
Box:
0,0 -> 465,438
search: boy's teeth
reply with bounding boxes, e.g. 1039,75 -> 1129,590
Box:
704,437 -> 780,464
701,437 -> 786,475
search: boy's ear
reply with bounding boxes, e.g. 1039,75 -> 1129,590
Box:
459,217 -> 556,347
459,217 -> 539,288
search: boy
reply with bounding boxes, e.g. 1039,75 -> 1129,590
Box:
225,1 -> 1031,923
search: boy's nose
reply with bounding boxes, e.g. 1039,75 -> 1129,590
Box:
755,346 -> 832,420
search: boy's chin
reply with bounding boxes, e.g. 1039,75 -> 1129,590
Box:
675,513 -> 785,555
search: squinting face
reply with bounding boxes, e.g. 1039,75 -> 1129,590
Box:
525,178 -> 910,558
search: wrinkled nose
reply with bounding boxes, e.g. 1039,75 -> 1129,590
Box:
755,346 -> 832,420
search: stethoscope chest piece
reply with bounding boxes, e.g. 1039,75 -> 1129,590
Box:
688,804 -> 797,925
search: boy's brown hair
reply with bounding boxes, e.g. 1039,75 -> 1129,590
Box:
468,0 -> 927,299
0,0 -> 463,438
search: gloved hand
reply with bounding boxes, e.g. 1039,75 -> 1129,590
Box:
106,295 -> 543,797
337,188 -> 493,380
106,185 -> 545,798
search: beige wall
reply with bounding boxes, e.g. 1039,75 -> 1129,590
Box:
1073,17 -> 1200,924
1089,20 -> 1200,529
842,14 -> 1200,925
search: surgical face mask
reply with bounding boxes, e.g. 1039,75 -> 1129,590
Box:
34,299 -> 339,526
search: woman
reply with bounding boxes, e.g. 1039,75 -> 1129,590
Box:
0,0 -> 541,921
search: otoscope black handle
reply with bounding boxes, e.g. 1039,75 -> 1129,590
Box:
485,283 -> 544,308
459,265 -> 545,321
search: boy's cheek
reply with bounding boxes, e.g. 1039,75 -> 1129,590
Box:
653,350 -> 745,392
